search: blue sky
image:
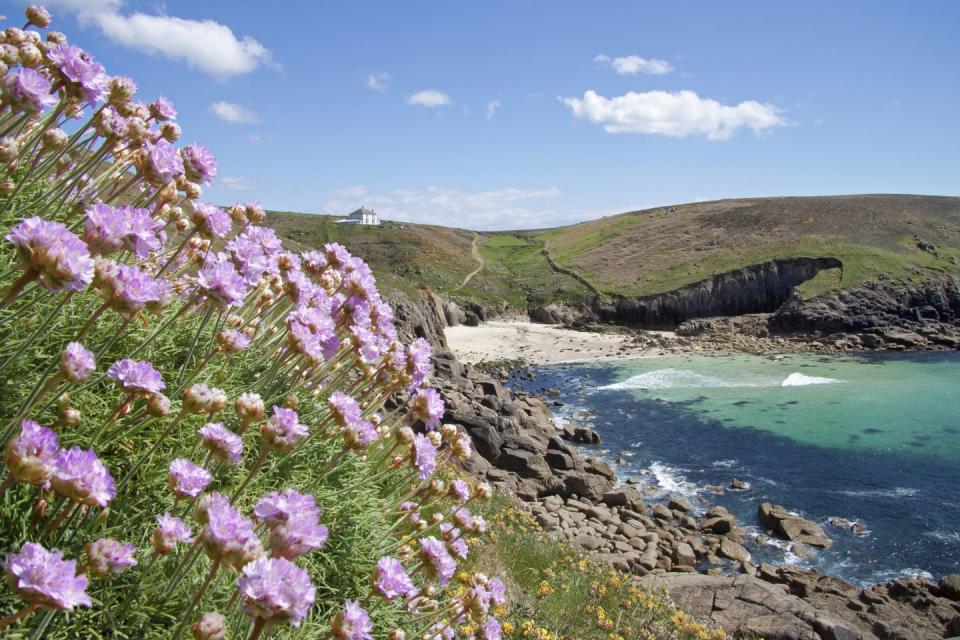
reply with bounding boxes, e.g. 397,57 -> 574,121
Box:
9,0 -> 960,229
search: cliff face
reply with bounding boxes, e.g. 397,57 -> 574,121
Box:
772,276 -> 960,334
593,258 -> 842,329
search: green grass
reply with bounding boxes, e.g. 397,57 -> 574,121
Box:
468,234 -> 592,307
536,195 -> 960,298
265,196 -> 960,311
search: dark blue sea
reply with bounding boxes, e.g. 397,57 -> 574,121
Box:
511,351 -> 960,585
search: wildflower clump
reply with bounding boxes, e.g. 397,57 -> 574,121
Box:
0,6 -> 502,638
464,496 -> 729,640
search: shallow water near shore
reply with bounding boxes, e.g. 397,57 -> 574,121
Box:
514,351 -> 960,586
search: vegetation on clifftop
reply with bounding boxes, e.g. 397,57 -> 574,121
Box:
270,195 -> 960,311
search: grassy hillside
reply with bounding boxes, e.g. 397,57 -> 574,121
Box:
267,195 -> 960,308
535,195 -> 960,299
267,211 -> 593,307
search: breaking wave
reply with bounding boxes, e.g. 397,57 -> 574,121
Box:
781,372 -> 842,387
600,368 -> 841,391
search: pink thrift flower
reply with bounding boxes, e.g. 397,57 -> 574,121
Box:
51,447 -> 115,507
152,513 -> 192,555
201,498 -> 262,570
60,342 -> 95,383
411,388 -> 444,429
373,556 -> 416,600
261,406 -> 307,451
411,433 -> 437,480
331,599 -> 373,640
168,458 -> 211,499
107,358 -> 165,395
5,216 -> 94,293
418,536 -> 456,585
4,419 -> 59,486
198,423 -> 244,464
5,542 -> 91,610
86,538 -> 137,578
236,557 -> 315,627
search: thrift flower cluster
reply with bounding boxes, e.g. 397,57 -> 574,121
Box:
0,6 -> 501,639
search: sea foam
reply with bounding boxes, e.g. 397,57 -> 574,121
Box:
600,368 -> 771,391
781,372 -> 841,387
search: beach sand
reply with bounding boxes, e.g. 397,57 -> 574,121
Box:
444,320 -> 669,365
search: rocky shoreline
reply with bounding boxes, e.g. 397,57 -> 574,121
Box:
389,287 -> 960,639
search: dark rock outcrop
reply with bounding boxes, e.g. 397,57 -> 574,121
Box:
772,276 -> 960,338
759,503 -> 833,549
594,258 -> 842,329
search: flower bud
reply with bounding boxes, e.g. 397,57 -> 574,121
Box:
235,392 -> 265,426
227,204 -> 247,225
283,394 -> 299,410
4,28 -> 25,45
389,631 -> 406,640
32,496 -> 49,520
160,121 -> 181,142
25,5 -> 52,29
429,512 -> 444,525
0,44 -> 18,66
41,128 -> 67,153
0,180 -> 13,194
0,136 -> 18,164
245,202 -> 265,223
147,393 -> 172,417
17,43 -> 42,67
59,406 -> 81,427
440,423 -> 458,442
208,387 -> 227,414
397,426 -> 415,445
191,612 -> 226,640
175,216 -> 190,232
46,31 -> 67,44
183,383 -> 214,414
107,76 -> 137,106
428,431 -> 442,448
184,182 -> 201,200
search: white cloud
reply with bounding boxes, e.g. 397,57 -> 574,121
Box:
486,100 -> 500,120
406,90 -> 452,108
561,89 -> 786,140
365,72 -> 391,92
210,101 -> 261,124
44,1 -> 274,79
324,186 -> 574,230
247,133 -> 264,144
220,176 -> 261,191
594,54 -> 673,76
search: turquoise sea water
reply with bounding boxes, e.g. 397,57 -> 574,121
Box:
517,352 -> 960,585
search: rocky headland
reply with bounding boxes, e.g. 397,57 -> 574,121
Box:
389,286 -> 960,640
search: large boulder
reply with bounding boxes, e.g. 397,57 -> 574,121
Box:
758,502 -> 833,549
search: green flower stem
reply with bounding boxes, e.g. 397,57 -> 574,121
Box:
172,557 -> 222,640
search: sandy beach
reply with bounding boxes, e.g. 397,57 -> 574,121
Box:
444,319 -> 668,365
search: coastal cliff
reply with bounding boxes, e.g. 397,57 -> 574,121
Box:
593,258 -> 843,329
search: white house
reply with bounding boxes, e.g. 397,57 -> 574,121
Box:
335,206 -> 380,226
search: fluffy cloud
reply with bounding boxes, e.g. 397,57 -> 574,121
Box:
365,72 -> 391,92
486,100 -> 500,119
210,101 -> 261,124
324,186 -> 578,230
561,89 -> 786,140
594,54 -> 673,76
220,176 -> 261,191
43,1 -> 274,78
406,90 -> 452,108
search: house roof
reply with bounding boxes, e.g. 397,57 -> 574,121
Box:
348,207 -> 377,217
